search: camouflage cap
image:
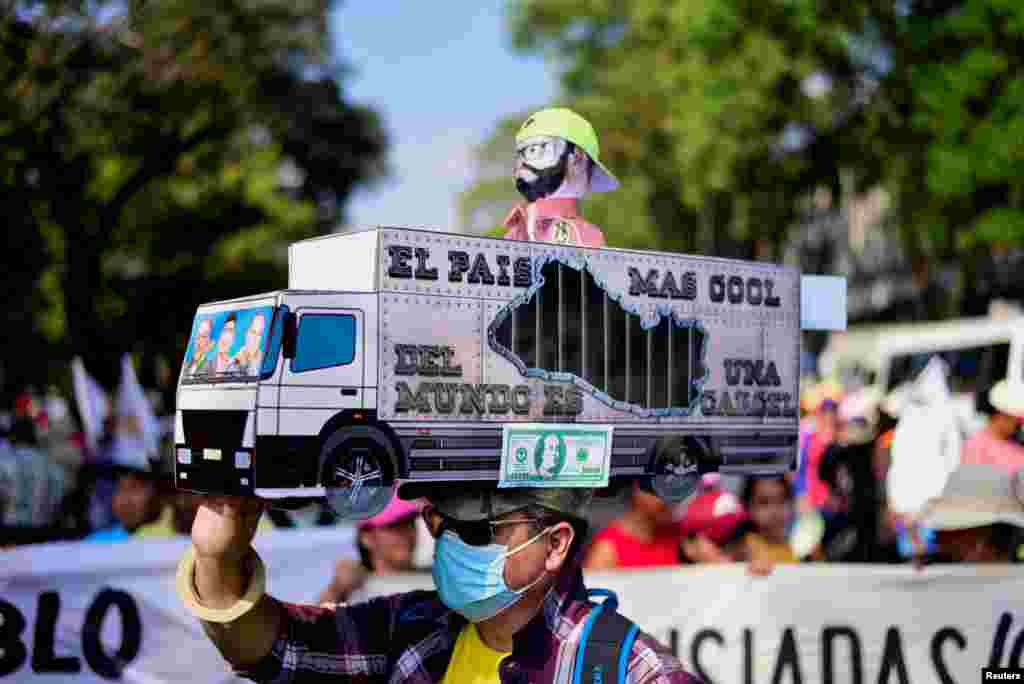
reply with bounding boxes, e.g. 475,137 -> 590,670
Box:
398,482 -> 594,522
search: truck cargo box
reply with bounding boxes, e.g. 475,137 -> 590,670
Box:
177,227 -> 842,518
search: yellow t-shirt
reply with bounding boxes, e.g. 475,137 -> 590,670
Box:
439,623 -> 511,684
745,532 -> 798,563
135,505 -> 177,538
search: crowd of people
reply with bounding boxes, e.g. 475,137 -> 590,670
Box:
321,371 -> 1024,600
0,381 -> 397,551
570,369 -> 1024,574
278,369 -> 1024,604
0,389 -> 192,546
5,360 -> 1024,581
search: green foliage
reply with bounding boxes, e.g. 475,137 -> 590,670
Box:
0,2 -> 386,399
492,0 -> 1024,266
458,115 -> 521,236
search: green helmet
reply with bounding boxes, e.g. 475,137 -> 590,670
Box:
516,108 -> 619,193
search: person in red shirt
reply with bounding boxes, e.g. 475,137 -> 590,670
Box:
584,482 -> 681,569
961,379 -> 1024,473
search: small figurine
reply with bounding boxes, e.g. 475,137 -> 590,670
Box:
503,108 -> 618,248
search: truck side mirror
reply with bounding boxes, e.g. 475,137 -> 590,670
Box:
282,312 -> 298,359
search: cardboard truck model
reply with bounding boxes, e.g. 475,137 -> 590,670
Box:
174,226 -> 845,518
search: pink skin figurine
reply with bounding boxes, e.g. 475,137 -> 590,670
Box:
502,108 -> 616,248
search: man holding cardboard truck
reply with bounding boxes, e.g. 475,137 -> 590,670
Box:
177,108 -> 844,683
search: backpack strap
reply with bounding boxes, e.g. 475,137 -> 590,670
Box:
572,589 -> 642,684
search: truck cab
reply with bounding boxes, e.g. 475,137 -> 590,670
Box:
175,290 -> 391,514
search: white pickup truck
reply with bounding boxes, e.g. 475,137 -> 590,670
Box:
174,227 -> 842,518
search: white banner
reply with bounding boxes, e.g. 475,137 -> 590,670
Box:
3,532 -> 1023,683
369,566 -> 1024,684
0,528 -> 358,684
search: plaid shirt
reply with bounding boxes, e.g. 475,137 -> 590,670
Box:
236,566 -> 702,684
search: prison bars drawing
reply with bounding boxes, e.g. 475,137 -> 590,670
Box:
502,262 -> 701,409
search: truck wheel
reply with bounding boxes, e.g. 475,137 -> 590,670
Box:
319,425 -> 396,520
641,435 -> 709,504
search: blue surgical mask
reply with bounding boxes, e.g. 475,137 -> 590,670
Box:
432,528 -> 550,622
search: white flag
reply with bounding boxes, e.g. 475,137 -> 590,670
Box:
116,354 -> 161,465
887,356 -> 962,514
70,357 -> 109,451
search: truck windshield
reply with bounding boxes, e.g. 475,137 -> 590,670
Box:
180,305 -> 275,384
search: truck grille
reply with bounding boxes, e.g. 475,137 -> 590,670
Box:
407,435 -> 500,473
490,259 -> 708,410
410,435 -> 501,451
408,456 -> 497,472
181,410 -> 247,449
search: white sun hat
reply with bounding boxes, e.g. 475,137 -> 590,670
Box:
920,463 -> 1024,531
989,379 -> 1024,419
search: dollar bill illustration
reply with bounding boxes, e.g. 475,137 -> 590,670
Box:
499,424 -> 614,488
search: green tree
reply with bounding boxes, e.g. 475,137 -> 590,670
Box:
459,115 -> 522,237
0,2 -> 386,401
498,0 -> 1024,281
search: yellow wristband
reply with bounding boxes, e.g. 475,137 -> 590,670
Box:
176,545 -> 266,623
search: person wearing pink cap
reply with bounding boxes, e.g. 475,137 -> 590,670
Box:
678,478 -> 789,576
317,494 -> 422,605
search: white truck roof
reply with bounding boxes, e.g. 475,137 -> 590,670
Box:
289,228 -> 381,291
876,315 -> 1024,356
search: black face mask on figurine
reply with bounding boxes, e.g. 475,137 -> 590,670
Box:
514,136 -> 573,203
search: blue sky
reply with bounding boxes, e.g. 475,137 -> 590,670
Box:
330,2 -> 559,232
